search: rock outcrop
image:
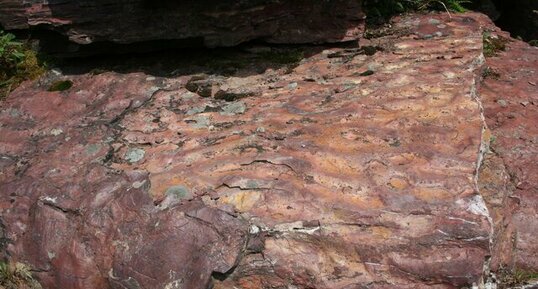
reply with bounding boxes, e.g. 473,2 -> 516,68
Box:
0,11 -> 537,289
0,0 -> 364,52
477,20 -> 538,277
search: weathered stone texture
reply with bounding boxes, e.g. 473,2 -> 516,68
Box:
477,19 -> 538,274
1,12 -> 537,289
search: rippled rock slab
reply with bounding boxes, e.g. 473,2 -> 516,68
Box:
0,13 -> 514,289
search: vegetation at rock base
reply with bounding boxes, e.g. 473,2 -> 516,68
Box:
364,0 -> 471,22
482,66 -> 501,79
497,267 -> 538,288
0,30 -> 45,99
0,261 -> 42,289
483,31 -> 510,57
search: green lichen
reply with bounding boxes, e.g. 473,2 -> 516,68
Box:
85,143 -> 102,156
190,115 -> 211,129
220,101 -> 246,115
489,135 -> 496,146
124,147 -> 145,163
165,185 -> 192,200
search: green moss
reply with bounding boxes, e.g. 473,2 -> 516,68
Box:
488,134 -> 497,152
0,30 -> 46,99
48,80 -> 73,92
482,66 -> 500,79
483,32 -> 509,57
514,270 -> 538,282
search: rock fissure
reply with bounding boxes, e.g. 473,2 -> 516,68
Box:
469,58 -> 496,289
39,198 -> 82,216
475,17 -> 538,288
240,159 -> 299,175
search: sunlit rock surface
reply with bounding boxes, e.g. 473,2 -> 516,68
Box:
0,12 -> 537,289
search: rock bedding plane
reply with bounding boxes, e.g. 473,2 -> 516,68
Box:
0,0 -> 364,53
0,11 -> 538,289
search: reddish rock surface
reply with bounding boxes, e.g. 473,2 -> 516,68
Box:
0,0 -> 364,51
476,18 -> 538,279
0,11 -> 537,289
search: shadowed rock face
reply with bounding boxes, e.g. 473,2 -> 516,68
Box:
0,0 -> 364,52
0,12 -> 537,289
490,0 -> 538,41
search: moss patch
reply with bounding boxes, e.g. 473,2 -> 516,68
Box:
482,66 -> 501,79
483,32 -> 510,57
48,80 -> 73,92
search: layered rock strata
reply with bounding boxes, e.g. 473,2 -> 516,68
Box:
0,0 -> 364,51
1,12 -> 537,289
